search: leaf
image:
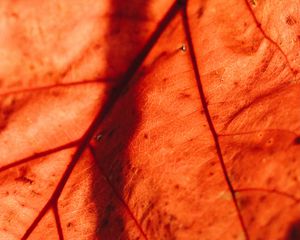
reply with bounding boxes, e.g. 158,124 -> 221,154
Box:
0,0 -> 299,239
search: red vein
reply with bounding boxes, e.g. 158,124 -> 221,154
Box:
0,79 -> 107,97
53,203 -> 64,240
0,140 -> 79,173
236,188 -> 300,202
181,2 -> 249,239
89,146 -> 148,239
21,2 -> 181,239
243,0 -> 296,75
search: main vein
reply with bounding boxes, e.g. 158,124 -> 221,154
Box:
180,2 -> 249,239
21,1 -> 181,239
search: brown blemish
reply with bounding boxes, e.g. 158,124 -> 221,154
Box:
210,161 -> 217,166
101,203 -> 115,229
31,190 -> 41,196
15,176 -> 34,184
15,167 -> 34,184
259,195 -> 266,202
238,196 -> 251,208
146,219 -> 152,230
197,7 -> 204,18
50,89 -> 61,97
179,93 -> 190,99
250,0 -> 257,6
164,223 -> 171,232
286,16 -> 297,26
144,133 -> 149,139
266,138 -> 274,146
293,176 -> 298,182
294,136 -> 300,145
249,216 -> 255,223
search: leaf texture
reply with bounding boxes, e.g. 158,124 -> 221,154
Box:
0,0 -> 299,239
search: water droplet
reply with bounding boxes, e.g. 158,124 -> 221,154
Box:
180,44 -> 187,52
95,134 -> 103,142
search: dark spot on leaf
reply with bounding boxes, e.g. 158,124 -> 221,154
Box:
174,184 -> 179,189
250,0 -> 257,6
31,190 -> 40,196
293,176 -> 298,182
165,223 -> 171,232
146,219 -> 152,230
67,222 -> 72,228
238,196 -> 251,209
286,16 -> 297,26
259,195 -> 266,202
197,7 -> 204,18
294,136 -> 300,145
179,92 -> 190,98
210,161 -> 217,166
285,219 -> 300,240
144,133 -> 149,139
100,203 -> 115,229
15,176 -> 34,184
249,216 -> 255,223
108,129 -> 115,138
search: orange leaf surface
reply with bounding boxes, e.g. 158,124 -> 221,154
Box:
0,0 -> 299,239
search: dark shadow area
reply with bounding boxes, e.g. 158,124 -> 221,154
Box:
92,1 -> 149,239
285,219 -> 300,240
90,1 -> 181,238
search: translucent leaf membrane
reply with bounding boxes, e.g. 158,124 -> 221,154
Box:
27,210 -> 58,240
0,0 -> 299,239
0,0 -> 110,89
235,191 -> 300,239
58,150 -> 145,239
187,0 -> 300,238
0,83 -> 104,167
91,11 -> 243,240
0,148 -> 73,240
245,0 -> 300,73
